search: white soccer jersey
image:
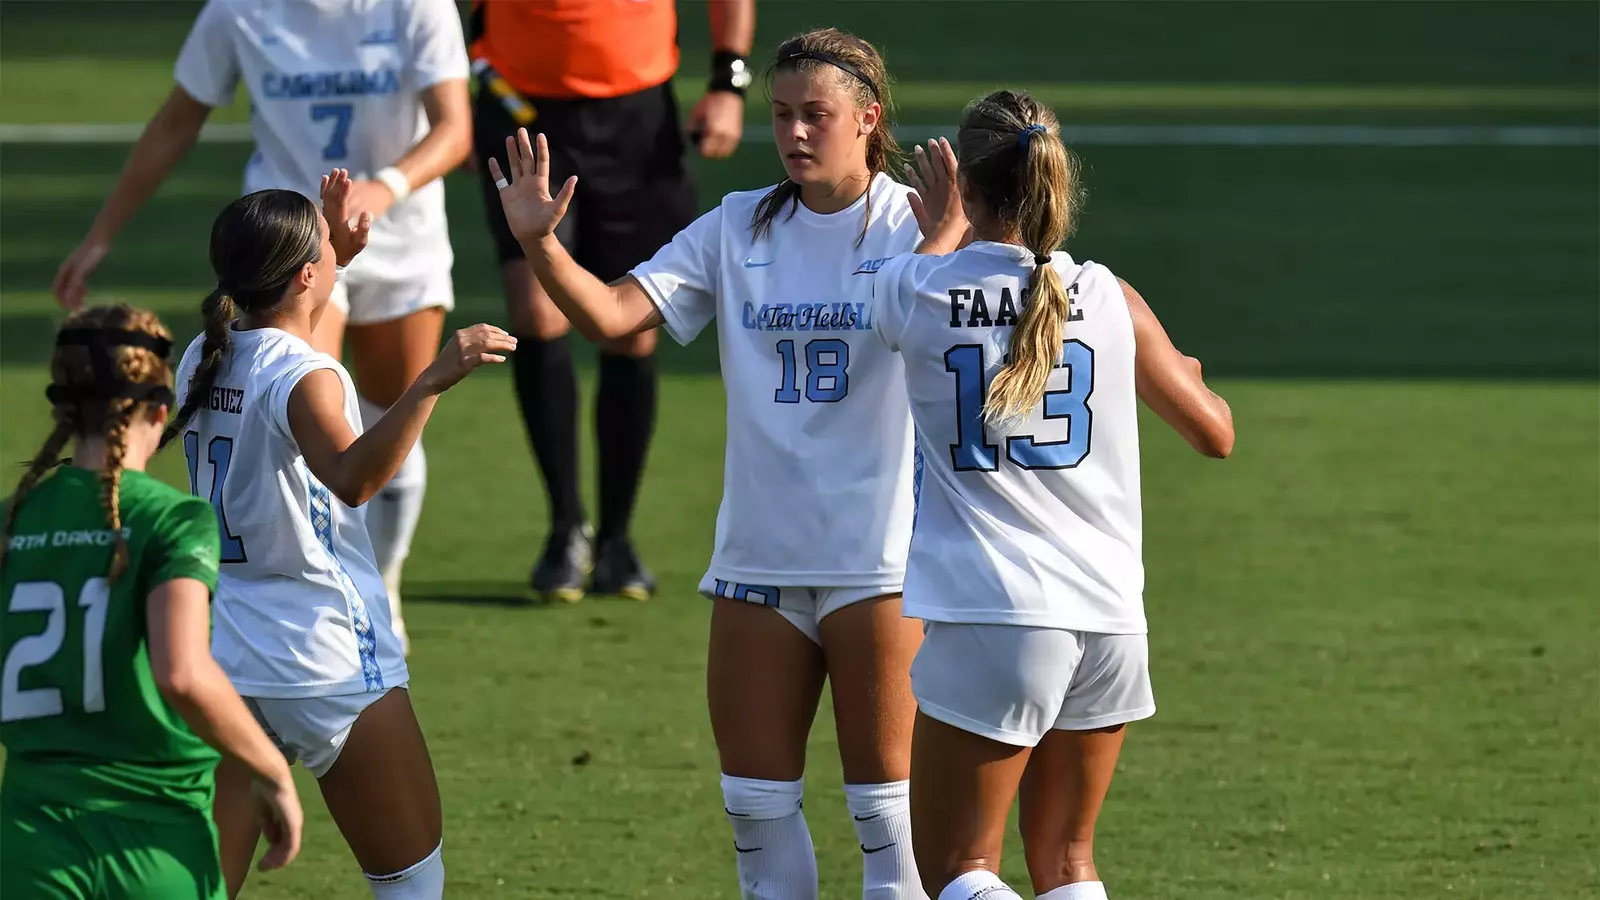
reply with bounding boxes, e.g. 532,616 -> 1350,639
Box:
631,173 -> 922,587
175,327 -> 407,698
174,0 -> 469,284
873,242 -> 1146,633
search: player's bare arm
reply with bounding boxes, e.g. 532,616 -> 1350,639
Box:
491,129 -> 665,340
146,577 -> 303,872
54,86 -> 213,309
343,78 -> 472,222
1122,277 -> 1235,458
286,325 -> 513,507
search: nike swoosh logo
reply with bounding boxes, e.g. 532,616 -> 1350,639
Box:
852,813 -> 881,822
743,259 -> 775,268
861,842 -> 896,854
734,844 -> 762,853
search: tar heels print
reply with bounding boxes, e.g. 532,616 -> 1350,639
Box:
742,301 -> 873,332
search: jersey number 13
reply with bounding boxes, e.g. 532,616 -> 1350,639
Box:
945,340 -> 1095,471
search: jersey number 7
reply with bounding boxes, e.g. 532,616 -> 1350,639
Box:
310,102 -> 355,161
945,340 -> 1095,471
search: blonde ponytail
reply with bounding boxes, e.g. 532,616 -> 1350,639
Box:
978,110 -> 1078,422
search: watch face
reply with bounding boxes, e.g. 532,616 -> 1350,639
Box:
730,59 -> 752,89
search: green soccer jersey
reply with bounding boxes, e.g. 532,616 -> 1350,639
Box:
0,466 -> 222,819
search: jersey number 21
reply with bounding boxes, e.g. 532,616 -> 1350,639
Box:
1,579 -> 110,722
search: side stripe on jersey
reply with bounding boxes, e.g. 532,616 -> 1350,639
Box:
911,444 -> 925,529
307,478 -> 384,692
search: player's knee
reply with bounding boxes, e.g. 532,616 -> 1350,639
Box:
721,773 -> 804,821
365,841 -> 444,899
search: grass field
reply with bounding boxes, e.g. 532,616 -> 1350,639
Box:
1,2 -> 1598,898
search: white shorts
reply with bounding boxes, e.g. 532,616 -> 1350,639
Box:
698,574 -> 901,645
244,685 -> 406,778
911,624 -> 1154,747
329,269 -> 454,327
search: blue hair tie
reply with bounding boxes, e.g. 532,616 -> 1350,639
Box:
1018,123 -> 1048,148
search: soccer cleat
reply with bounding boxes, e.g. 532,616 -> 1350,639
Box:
531,524 -> 593,603
589,537 -> 656,601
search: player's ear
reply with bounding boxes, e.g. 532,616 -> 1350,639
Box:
858,101 -> 882,137
295,260 -> 317,294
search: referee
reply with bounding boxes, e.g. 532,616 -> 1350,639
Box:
471,0 -> 754,603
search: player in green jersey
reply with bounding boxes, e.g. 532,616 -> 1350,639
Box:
0,304 -> 304,899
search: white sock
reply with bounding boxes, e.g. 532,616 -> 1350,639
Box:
359,396 -> 426,654
721,774 -> 817,899
366,842 -> 443,899
935,869 -> 1021,900
844,781 -> 926,899
1037,883 -> 1108,900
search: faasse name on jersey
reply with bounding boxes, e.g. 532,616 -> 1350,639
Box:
947,282 -> 1086,329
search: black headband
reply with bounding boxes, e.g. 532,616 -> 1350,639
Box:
49,327 -> 175,410
56,328 -> 173,360
45,382 -> 175,408
774,49 -> 879,100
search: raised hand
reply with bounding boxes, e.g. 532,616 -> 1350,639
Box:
487,129 -> 577,246
905,137 -> 968,249
319,168 -> 372,266
418,324 -> 518,394
54,238 -> 110,310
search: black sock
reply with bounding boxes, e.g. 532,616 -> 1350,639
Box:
511,334 -> 585,535
595,352 -> 657,543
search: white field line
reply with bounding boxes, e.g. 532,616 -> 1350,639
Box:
0,122 -> 1595,146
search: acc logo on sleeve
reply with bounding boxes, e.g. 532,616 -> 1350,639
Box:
853,257 -> 890,275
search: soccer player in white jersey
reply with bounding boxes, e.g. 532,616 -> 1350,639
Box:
872,91 -> 1237,900
54,0 -> 473,653
166,170 -> 514,899
492,29 -> 968,900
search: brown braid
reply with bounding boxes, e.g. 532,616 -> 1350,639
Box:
0,415 -> 76,574
162,287 -> 234,447
99,398 -> 135,581
0,305 -> 175,583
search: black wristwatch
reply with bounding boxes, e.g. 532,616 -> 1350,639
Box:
709,50 -> 752,96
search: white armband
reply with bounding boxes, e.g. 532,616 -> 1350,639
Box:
375,166 -> 412,202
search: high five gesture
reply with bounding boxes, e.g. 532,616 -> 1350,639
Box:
488,129 -> 578,246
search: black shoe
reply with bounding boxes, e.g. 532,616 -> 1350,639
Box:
589,537 -> 655,601
531,524 -> 593,603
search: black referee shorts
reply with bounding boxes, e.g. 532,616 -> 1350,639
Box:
474,80 -> 700,282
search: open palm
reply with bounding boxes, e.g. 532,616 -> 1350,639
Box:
488,129 -> 577,246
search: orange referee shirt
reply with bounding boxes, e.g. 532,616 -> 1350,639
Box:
471,0 -> 680,100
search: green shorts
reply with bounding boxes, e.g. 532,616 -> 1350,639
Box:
0,795 -> 224,900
